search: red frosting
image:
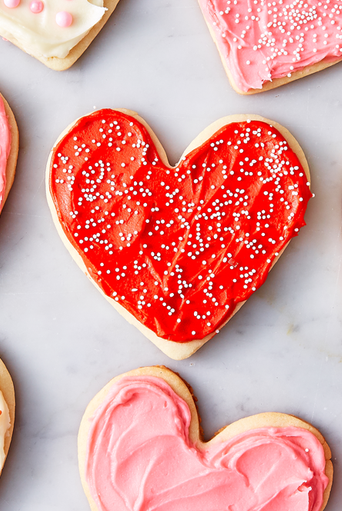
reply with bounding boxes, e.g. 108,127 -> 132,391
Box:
50,110 -> 312,342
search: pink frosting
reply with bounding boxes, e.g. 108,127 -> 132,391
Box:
85,376 -> 329,511
0,96 -> 11,211
199,0 -> 342,91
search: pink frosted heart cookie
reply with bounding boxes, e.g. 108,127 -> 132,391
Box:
78,366 -> 333,511
0,359 -> 15,476
0,0 -> 121,70
198,0 -> 342,93
46,109 -> 312,359
0,93 -> 18,214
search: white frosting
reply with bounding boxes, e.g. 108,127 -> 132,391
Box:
0,391 -> 10,471
0,0 -> 106,58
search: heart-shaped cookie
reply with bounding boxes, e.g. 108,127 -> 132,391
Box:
0,359 -> 15,476
0,93 -> 19,214
0,0 -> 120,70
198,0 -> 342,93
47,109 -> 312,359
78,366 -> 333,511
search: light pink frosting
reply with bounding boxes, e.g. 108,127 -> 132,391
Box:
199,0 -> 342,91
85,376 -> 329,511
0,96 -> 11,210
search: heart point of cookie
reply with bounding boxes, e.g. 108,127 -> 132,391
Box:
47,110 -> 311,359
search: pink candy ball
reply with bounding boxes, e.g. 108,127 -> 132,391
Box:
56,11 -> 73,28
29,0 -> 43,13
3,0 -> 20,8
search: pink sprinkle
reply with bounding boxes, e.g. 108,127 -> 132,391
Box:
3,0 -> 20,8
56,11 -> 73,27
29,0 -> 43,13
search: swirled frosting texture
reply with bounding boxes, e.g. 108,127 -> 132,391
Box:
85,376 -> 329,511
0,0 -> 105,58
0,96 -> 11,210
50,111 -> 312,342
199,0 -> 342,91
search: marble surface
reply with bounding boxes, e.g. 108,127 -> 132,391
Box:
0,0 -> 341,509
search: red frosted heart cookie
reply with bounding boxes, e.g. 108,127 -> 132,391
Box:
0,93 -> 19,214
47,110 -> 312,359
198,0 -> 342,93
78,366 -> 333,511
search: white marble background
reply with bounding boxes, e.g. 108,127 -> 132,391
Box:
0,0 -> 341,509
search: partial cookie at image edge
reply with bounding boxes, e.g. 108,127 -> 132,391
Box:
78,366 -> 333,511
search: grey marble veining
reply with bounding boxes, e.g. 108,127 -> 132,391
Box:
0,0 -> 341,509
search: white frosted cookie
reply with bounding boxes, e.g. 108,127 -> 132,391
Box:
0,359 -> 15,475
0,0 -> 121,70
79,366 -> 333,511
198,0 -> 342,94
0,93 -> 19,214
47,110 -> 312,359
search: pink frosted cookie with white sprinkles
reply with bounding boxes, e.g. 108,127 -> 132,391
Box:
0,0 -> 121,70
47,109 -> 312,359
198,0 -> 342,93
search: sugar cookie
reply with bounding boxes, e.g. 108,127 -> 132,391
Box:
47,110 -> 312,359
79,366 -> 333,511
0,93 -> 19,214
0,359 -> 15,475
0,0 -> 121,70
198,0 -> 342,93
